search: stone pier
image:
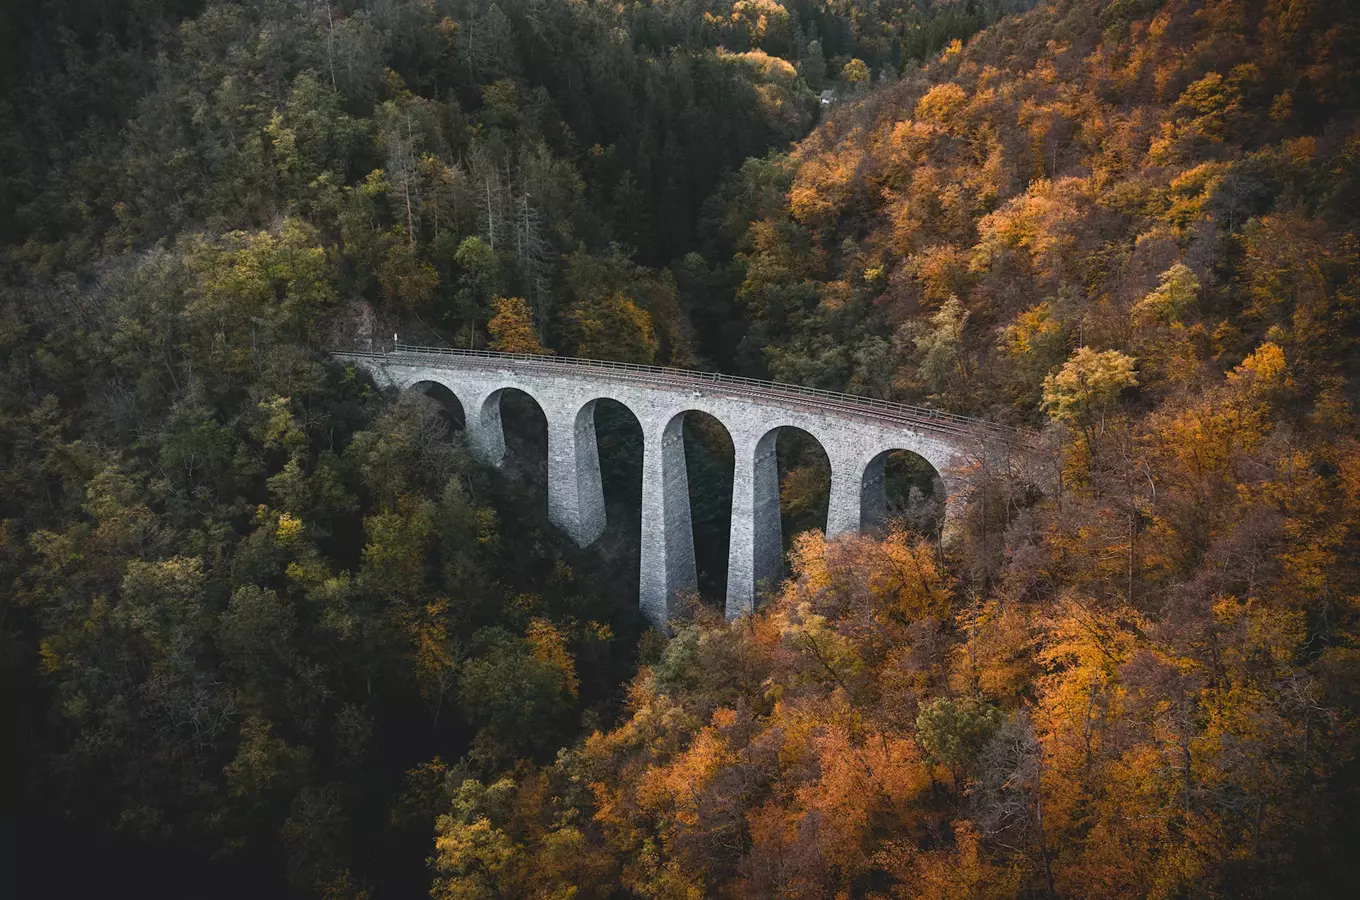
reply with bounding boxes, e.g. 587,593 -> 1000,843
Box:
546,400 -> 606,547
724,427 -> 783,619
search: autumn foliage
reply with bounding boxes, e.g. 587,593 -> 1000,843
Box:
4,0 -> 1360,897
414,0 -> 1360,897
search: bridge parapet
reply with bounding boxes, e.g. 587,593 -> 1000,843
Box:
340,345 -> 1019,438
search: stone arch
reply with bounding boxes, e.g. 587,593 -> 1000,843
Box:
770,425 -> 832,544
406,379 -> 467,433
584,397 -> 645,523
477,386 -> 550,487
678,410 -> 736,607
544,395 -> 645,549
638,408 -> 734,626
860,447 -> 946,537
725,423 -> 832,619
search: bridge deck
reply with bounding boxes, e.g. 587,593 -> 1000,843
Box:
337,344 -> 1022,443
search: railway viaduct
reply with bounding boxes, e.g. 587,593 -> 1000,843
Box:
336,345 -> 1007,627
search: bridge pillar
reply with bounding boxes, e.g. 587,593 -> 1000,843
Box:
860,453 -> 888,532
826,453 -> 864,539
466,389 -> 507,465
547,402 -> 607,547
829,448 -> 959,541
639,414 -> 697,628
725,429 -> 783,619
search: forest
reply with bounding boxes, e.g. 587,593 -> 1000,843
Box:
2,0 -> 1359,897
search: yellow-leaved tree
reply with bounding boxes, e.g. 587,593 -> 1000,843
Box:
566,292 -> 658,363
487,296 -> 550,354
1042,347 -> 1139,466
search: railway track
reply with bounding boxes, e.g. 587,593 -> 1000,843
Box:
334,344 -> 1030,445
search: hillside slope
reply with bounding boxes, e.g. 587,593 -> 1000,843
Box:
421,3 -> 1360,898
718,0 -> 1358,421
2,1 -> 1359,898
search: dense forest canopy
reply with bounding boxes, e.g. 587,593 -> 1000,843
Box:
3,0 -> 1360,897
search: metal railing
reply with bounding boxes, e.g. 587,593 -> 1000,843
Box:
334,343 -> 1026,443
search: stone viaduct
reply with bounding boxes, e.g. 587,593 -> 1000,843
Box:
336,345 -> 1007,627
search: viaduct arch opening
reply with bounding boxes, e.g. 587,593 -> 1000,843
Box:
480,387 -> 549,497
590,399 -> 644,533
680,411 -> 735,612
862,449 -> 945,537
774,427 -> 831,551
552,397 -> 645,558
726,424 -> 833,619
409,381 -> 466,433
